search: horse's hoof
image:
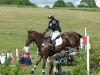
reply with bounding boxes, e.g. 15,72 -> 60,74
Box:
30,70 -> 34,74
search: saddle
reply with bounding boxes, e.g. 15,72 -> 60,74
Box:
42,35 -> 62,47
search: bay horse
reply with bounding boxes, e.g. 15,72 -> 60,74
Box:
24,30 -> 82,75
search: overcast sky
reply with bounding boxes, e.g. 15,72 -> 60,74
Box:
29,0 -> 100,8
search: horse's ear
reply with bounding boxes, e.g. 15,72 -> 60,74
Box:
28,30 -> 32,34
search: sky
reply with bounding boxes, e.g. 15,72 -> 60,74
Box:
29,0 -> 100,8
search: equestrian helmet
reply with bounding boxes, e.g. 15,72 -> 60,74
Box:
47,15 -> 54,19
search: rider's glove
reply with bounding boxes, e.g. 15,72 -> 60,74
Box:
43,31 -> 46,36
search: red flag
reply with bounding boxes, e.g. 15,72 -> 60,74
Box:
82,36 -> 87,45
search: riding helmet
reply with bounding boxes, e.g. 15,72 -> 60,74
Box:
47,15 -> 54,19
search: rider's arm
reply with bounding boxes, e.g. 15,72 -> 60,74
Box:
46,24 -> 51,32
46,28 -> 50,32
43,21 -> 55,35
42,26 -> 50,35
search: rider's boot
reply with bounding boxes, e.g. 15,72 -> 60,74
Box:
49,40 -> 55,52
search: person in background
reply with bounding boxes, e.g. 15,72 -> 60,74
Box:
67,55 -> 74,66
1,54 -> 6,65
6,50 -> 13,59
63,47 -> 70,53
24,53 -> 32,66
19,52 -> 32,66
19,54 -> 26,66
11,56 -> 15,66
0,55 -> 1,64
43,15 -> 62,52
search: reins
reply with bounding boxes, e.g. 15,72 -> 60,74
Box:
32,33 -> 45,48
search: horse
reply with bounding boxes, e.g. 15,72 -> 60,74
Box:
24,30 -> 82,75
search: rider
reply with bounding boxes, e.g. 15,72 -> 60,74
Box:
43,15 -> 62,52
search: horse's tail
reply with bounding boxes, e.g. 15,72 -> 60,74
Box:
75,32 -> 82,39
74,32 -> 82,50
74,32 -> 82,46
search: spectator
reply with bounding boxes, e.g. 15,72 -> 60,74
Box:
64,47 -> 78,55
11,56 -> 15,65
22,51 -> 27,57
19,53 -> 25,64
63,47 -> 70,53
1,54 -> 6,65
19,52 -> 32,66
67,55 -> 74,66
24,53 -> 32,66
6,50 -> 13,59
19,55 -> 26,66
0,55 -> 1,64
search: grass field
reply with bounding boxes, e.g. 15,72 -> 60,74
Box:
0,7 -> 100,75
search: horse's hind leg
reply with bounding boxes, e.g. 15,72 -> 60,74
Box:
30,55 -> 43,74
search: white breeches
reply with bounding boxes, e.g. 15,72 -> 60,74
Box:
51,31 -> 60,40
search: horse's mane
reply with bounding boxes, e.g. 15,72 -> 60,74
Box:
28,30 -> 44,37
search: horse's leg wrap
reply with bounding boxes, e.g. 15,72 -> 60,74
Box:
30,65 -> 37,74
42,69 -> 45,75
32,65 -> 37,72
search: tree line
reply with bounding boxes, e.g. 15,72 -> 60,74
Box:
0,0 -> 36,7
0,0 -> 97,8
53,0 -> 97,8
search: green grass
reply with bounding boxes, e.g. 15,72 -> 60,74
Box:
0,7 -> 100,75
68,7 -> 100,13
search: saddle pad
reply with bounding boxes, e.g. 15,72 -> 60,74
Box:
55,37 -> 62,46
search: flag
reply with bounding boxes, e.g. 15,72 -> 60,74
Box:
82,36 -> 87,45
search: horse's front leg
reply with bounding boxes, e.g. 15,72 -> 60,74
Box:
30,55 -> 43,74
48,56 -> 54,75
42,56 -> 48,75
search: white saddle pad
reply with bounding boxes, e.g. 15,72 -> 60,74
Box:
55,37 -> 62,46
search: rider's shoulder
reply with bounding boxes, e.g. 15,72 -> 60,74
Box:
52,19 -> 57,23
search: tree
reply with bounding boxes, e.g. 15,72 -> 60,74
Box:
72,45 -> 100,75
53,0 -> 66,7
66,2 -> 74,7
78,0 -> 97,7
45,5 -> 50,8
0,0 -> 37,7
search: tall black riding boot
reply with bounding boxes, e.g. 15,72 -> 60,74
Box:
50,40 -> 55,52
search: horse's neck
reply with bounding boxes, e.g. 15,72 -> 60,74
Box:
34,36 -> 43,48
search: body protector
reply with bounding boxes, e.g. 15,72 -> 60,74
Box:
46,19 -> 62,40
46,19 -> 61,32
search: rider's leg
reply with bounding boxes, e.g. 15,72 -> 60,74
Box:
50,31 -> 60,52
50,39 -> 55,52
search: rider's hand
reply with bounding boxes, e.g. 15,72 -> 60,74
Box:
43,31 -> 46,35
46,28 -> 50,32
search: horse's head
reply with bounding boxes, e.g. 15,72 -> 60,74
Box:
25,30 -> 35,47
